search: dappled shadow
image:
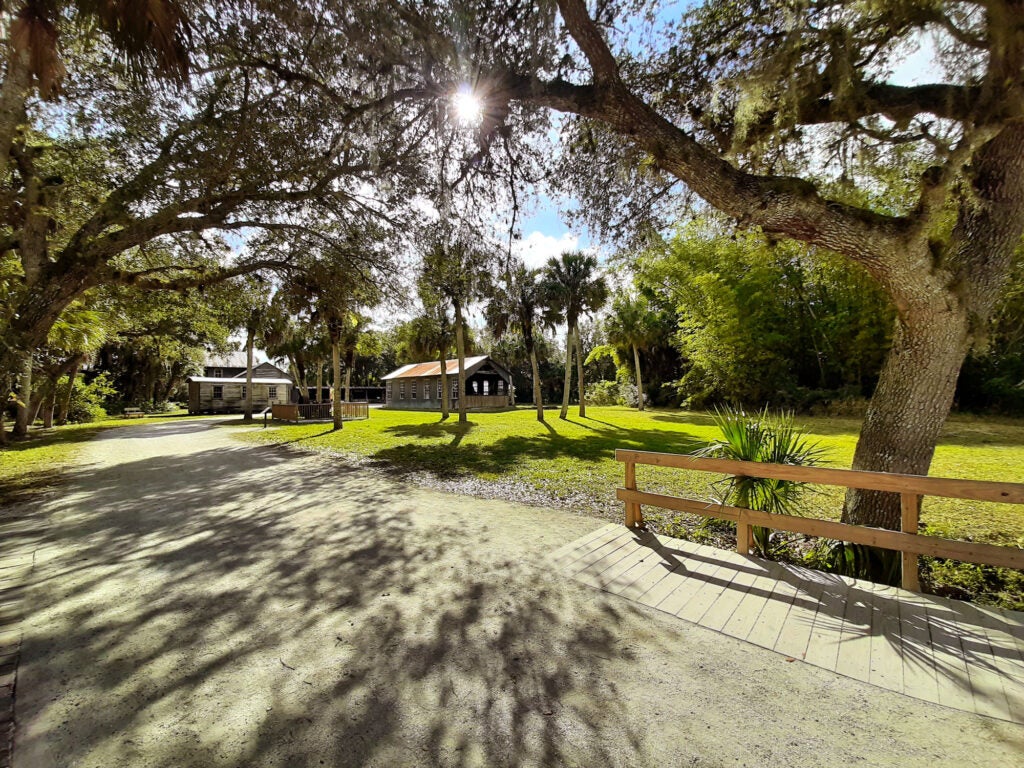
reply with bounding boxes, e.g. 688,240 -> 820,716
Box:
368,420 -> 705,481
586,532 -> 1024,724
17,423 -> 655,767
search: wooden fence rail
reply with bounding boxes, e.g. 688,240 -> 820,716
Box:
615,449 -> 1024,591
271,401 -> 370,423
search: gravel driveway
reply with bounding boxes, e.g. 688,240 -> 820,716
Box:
13,419 -> 1024,767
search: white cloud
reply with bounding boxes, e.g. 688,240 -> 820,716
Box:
513,230 -> 580,269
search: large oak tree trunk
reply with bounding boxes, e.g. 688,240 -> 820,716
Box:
13,352 -> 32,437
844,124 -> 1024,532
332,341 -> 343,431
559,324 -> 574,419
843,306 -> 971,529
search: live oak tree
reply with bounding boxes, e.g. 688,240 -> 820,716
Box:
330,0 -> 1024,531
1,1 -> 426,435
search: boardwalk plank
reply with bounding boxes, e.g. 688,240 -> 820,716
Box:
547,523 -> 619,563
555,526 -> 1024,725
803,574 -> 851,672
772,565 -> 826,661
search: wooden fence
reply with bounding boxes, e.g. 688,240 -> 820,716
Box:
615,449 -> 1024,592
270,402 -> 370,423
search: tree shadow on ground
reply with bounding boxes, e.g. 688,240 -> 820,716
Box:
368,420 -> 705,481
18,431 -> 654,767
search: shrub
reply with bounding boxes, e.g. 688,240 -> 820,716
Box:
56,372 -> 117,423
700,405 -> 827,556
585,380 -> 619,406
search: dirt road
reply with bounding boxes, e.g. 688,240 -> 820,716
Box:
14,420 -> 1023,766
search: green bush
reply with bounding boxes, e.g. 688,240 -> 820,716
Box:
700,405 -> 827,556
56,372 -> 117,423
585,379 -> 639,407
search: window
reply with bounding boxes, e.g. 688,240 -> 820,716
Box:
399,382 -> 405,400
386,382 -> 392,401
472,381 -> 479,394
213,368 -> 222,378
212,385 -> 223,399
437,381 -> 442,399
451,380 -> 458,400
423,381 -> 430,399
497,380 -> 504,394
482,381 -> 489,395
411,381 -> 417,399
241,386 -> 247,399
268,386 -> 277,399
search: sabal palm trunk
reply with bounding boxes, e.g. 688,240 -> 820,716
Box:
575,329 -> 587,418
58,359 -> 81,425
454,301 -> 468,423
633,344 -> 644,411
560,325 -> 573,419
528,339 -> 544,422
344,366 -> 352,403
315,362 -> 323,404
439,355 -> 450,420
42,384 -> 56,428
332,341 -> 343,430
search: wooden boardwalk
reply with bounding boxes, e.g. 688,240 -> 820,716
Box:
552,523 -> 1024,724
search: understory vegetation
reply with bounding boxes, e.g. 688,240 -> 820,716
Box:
231,406 -> 1024,610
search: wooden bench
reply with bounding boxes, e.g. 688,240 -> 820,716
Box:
123,408 -> 146,419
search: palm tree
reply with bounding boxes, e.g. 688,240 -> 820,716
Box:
486,264 -> 546,421
604,292 -> 659,411
542,251 -> 608,419
402,289 -> 455,420
421,232 -> 493,423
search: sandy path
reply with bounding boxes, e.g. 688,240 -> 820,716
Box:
13,420 -> 1024,767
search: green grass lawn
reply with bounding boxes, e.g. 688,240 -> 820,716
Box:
232,405 -> 1024,608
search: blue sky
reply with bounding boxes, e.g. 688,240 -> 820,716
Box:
513,16 -> 940,269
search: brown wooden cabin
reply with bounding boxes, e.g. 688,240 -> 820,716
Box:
187,360 -> 294,414
382,355 -> 514,410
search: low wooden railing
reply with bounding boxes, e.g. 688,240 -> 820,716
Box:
270,402 -> 370,423
338,401 -> 370,420
616,449 -> 1024,592
298,402 -> 332,420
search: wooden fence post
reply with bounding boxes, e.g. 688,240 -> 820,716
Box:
735,477 -> 754,556
901,493 -> 922,591
624,461 -> 642,528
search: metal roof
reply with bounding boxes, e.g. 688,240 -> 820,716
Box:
187,376 -> 293,385
382,356 -> 491,380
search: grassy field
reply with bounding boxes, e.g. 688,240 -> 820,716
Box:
232,405 -> 1024,608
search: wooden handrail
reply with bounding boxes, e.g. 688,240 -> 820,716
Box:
614,450 -> 1024,504
615,449 -> 1024,591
